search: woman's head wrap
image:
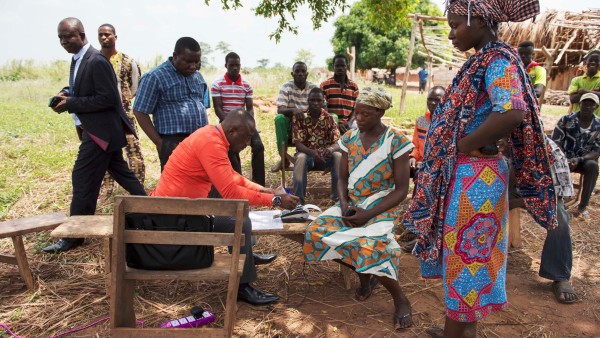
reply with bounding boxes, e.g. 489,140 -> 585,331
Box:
356,87 -> 393,111
446,0 -> 539,27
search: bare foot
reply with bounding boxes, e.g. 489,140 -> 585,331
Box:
393,301 -> 413,330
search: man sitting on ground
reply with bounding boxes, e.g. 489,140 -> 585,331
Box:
271,61 -> 318,172
552,93 -> 600,221
151,109 -> 300,305
408,86 -> 445,177
292,88 -> 341,205
517,41 -> 547,99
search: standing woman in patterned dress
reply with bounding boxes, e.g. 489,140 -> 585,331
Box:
402,1 -> 557,337
304,87 -> 415,330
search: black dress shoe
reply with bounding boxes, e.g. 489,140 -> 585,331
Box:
42,238 -> 84,253
237,284 -> 279,305
253,253 -> 277,265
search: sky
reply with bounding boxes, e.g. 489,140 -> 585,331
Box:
0,0 -> 594,68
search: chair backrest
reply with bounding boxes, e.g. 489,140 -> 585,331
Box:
110,195 -> 249,337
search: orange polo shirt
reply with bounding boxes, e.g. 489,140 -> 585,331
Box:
151,125 -> 274,206
409,110 -> 431,162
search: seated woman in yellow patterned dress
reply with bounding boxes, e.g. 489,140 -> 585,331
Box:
303,87 -> 414,330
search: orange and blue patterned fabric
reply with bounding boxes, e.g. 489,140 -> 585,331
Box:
303,127 -> 413,280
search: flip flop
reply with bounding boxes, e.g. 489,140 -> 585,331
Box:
552,281 -> 578,304
355,275 -> 379,301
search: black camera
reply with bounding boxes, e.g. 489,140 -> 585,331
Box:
48,96 -> 61,108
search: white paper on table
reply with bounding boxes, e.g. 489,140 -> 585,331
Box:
249,210 -> 283,230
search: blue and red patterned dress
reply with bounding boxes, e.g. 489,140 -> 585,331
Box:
403,41 -> 557,322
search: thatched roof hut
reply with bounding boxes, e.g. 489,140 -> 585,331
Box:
499,9 -> 600,90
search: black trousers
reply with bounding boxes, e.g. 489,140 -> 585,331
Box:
70,132 -> 146,216
228,132 -> 265,186
214,216 -> 256,284
574,159 -> 599,211
158,134 -> 190,172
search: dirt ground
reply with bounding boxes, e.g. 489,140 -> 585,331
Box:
1,112 -> 599,337
1,180 -> 599,337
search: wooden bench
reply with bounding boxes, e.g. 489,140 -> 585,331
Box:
51,212 -> 357,291
1,212 -> 67,289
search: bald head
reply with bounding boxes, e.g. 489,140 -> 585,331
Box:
57,17 -> 87,54
222,109 -> 256,153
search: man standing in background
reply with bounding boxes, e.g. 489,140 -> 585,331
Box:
133,37 -> 209,171
518,41 -> 547,99
212,52 -> 265,186
97,23 -> 145,199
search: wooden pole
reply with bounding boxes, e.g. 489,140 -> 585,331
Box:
400,18 -> 419,115
280,140 -> 286,189
347,46 -> 356,80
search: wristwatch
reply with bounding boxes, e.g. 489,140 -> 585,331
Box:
272,195 -> 282,207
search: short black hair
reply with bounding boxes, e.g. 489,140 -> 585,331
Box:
225,52 -> 240,64
518,41 -> 535,49
428,85 -> 446,95
309,87 -> 324,97
586,49 -> 600,60
98,23 -> 116,34
332,54 -> 348,65
174,37 -> 200,54
292,61 -> 307,71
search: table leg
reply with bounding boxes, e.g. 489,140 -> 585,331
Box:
12,236 -> 34,289
508,208 -> 522,248
340,265 -> 353,290
104,237 -> 112,296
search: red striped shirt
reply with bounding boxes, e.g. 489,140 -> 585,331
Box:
211,73 -> 253,114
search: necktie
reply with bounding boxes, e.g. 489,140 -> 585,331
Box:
69,56 -> 76,89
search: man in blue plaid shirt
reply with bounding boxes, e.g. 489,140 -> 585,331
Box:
134,37 -> 210,171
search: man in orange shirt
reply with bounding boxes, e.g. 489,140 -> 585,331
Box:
152,109 -> 299,305
409,86 -> 445,177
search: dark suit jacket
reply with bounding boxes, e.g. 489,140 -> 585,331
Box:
65,46 -> 136,152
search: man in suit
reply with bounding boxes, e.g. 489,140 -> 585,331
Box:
43,17 -> 146,253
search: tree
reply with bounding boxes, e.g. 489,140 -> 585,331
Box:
198,41 -> 214,69
330,0 -> 443,79
295,49 -> 315,68
205,0 -> 414,42
215,41 -> 232,64
256,58 -> 270,68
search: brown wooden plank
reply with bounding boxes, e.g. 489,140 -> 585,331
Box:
124,254 -> 245,281
252,221 -> 308,236
508,208 -> 522,249
12,236 -> 34,289
111,328 -> 227,338
50,215 -> 112,238
123,230 -> 244,247
0,212 -> 67,237
110,199 -> 137,329
117,196 -> 249,217
0,254 -> 17,265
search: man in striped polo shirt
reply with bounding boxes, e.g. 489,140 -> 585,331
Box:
212,52 -> 265,185
271,61 -> 318,172
320,54 -> 360,134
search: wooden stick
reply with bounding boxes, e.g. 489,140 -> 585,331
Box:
281,140 -> 287,189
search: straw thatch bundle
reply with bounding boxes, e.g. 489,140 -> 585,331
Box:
500,9 -> 600,78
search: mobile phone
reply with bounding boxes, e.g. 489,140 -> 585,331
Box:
344,209 -> 356,217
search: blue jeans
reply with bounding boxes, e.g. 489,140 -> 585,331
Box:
539,198 -> 572,281
293,151 -> 341,205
